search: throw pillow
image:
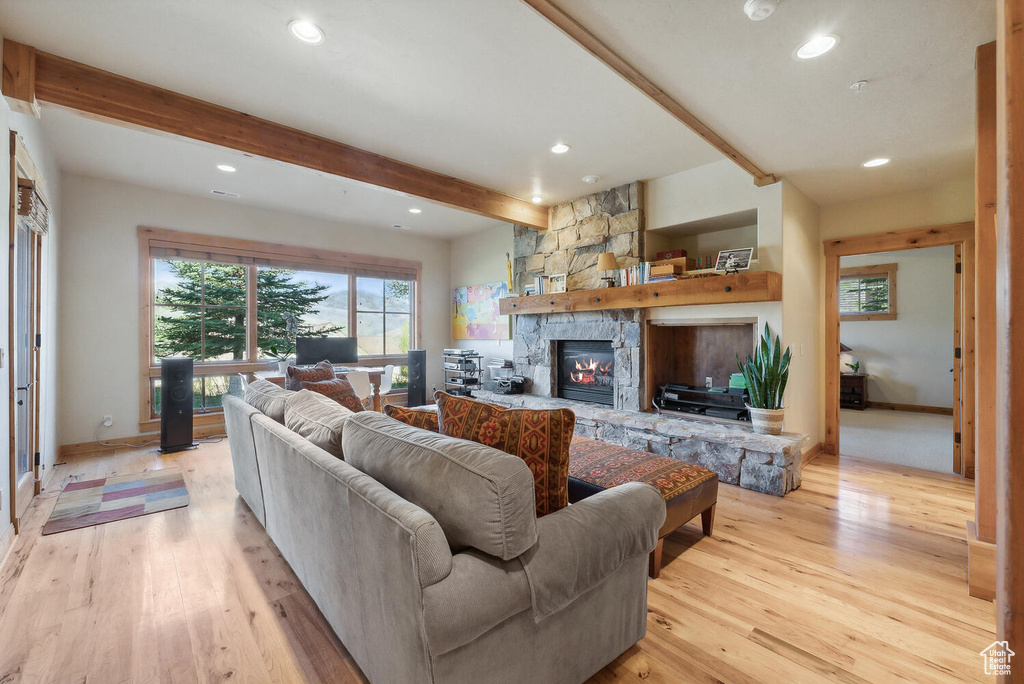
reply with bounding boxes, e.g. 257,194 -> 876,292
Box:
285,389 -> 354,459
434,391 -> 575,516
301,377 -> 366,413
384,404 -> 440,432
285,360 -> 336,391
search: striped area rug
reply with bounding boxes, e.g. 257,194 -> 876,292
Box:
42,468 -> 190,535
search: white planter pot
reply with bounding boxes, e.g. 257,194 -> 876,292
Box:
747,406 -> 785,435
278,360 -> 289,373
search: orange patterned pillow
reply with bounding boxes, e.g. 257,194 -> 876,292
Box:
285,360 -> 336,391
384,405 -> 440,432
434,391 -> 575,516
301,378 -> 365,413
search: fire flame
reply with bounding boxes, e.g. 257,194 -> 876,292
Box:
569,357 -> 613,385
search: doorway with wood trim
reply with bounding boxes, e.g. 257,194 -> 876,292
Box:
8,133 -> 49,533
823,222 -> 975,477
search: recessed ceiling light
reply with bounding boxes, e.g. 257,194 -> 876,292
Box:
550,143 -> 571,154
862,158 -> 891,168
796,35 -> 838,60
289,20 -> 325,45
743,0 -> 779,21
531,195 -> 543,204
582,175 -> 600,184
408,207 -> 422,214
216,164 -> 236,173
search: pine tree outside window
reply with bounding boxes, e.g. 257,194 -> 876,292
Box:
839,263 -> 897,321
140,227 -> 421,424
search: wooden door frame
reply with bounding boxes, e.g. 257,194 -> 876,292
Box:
8,132 -> 47,533
823,222 -> 976,464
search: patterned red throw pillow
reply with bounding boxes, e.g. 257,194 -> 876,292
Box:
301,378 -> 365,413
384,405 -> 440,432
434,391 -> 575,516
285,360 -> 336,391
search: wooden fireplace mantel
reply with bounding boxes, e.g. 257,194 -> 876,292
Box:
498,271 -> 782,316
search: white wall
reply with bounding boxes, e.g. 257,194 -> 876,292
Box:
820,176 -> 975,240
781,181 -> 822,446
58,173 -> 453,446
447,223 -> 515,373
840,247 -> 955,408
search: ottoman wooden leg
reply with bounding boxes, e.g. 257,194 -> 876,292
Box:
701,503 -> 716,536
648,538 -> 664,579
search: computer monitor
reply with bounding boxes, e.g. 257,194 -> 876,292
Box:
295,337 -> 358,365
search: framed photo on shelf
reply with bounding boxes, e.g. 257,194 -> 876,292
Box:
714,248 -> 754,273
548,273 -> 567,293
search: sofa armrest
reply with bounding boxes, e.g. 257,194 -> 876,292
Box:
519,482 -> 666,621
421,549 -> 532,656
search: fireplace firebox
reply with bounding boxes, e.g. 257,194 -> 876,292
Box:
558,340 -> 615,405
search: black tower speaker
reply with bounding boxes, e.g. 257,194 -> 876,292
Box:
160,357 -> 196,453
407,349 -> 427,407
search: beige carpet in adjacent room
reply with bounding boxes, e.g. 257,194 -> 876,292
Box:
839,408 -> 954,473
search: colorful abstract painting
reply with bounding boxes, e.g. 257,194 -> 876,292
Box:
452,282 -> 511,340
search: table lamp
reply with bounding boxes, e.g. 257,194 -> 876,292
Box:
597,252 -> 618,287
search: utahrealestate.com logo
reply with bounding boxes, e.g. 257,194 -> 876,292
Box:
980,641 -> 1015,676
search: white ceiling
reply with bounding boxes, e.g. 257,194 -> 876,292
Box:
36,107 -> 508,239
555,0 -> 995,203
0,0 -> 996,222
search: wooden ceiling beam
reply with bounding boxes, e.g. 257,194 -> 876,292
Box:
1,40 -> 549,229
521,0 -> 777,187
2,40 -> 40,117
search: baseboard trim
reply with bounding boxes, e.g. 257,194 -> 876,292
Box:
0,522 -> 14,571
59,423 -> 226,459
866,402 -> 954,416
802,442 -> 824,466
966,521 -> 996,601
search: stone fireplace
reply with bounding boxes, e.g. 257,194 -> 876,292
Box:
512,309 -> 644,412
495,181 -> 805,496
558,340 -> 615,405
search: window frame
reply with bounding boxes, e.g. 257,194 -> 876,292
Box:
839,262 -> 897,321
139,226 -> 421,430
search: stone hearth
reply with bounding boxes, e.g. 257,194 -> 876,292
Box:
474,390 -> 806,496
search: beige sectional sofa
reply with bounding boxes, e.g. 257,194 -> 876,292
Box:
223,383 -> 665,683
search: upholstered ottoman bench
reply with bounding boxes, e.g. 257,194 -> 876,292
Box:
569,437 -> 719,579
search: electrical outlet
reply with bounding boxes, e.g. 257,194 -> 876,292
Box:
705,376 -> 713,388
102,415 -> 113,427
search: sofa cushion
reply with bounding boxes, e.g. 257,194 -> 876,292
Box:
285,389 -> 355,459
301,377 -> 366,413
434,392 -> 575,517
384,404 -> 440,432
285,360 -> 336,391
244,378 -> 293,423
342,411 -> 538,561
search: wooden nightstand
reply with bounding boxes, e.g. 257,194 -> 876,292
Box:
840,373 -> 868,410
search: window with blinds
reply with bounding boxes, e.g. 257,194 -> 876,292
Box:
839,263 -> 897,321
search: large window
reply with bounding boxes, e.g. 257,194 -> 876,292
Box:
141,228 -> 420,425
839,263 -> 897,321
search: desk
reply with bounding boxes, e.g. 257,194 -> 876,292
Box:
254,367 -> 387,411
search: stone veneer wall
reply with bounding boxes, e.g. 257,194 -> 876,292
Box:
513,181 -> 644,292
513,310 -> 644,412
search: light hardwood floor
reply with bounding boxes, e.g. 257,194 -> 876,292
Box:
0,442 -> 995,683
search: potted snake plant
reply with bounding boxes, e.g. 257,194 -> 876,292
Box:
737,323 -> 791,435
